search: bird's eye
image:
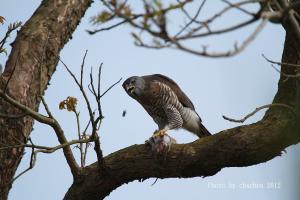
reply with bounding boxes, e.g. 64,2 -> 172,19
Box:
131,79 -> 136,84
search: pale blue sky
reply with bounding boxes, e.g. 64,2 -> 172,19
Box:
1,1 -> 299,200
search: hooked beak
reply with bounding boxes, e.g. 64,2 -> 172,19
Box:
126,84 -> 135,94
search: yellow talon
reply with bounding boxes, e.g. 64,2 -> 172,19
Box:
153,129 -> 167,137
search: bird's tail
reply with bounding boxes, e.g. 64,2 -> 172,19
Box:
197,122 -> 211,138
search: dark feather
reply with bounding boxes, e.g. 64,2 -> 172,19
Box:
198,121 -> 211,137
142,74 -> 195,110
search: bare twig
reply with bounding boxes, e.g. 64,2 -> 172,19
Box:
11,138 -> 35,183
0,89 -> 80,177
59,56 -> 95,125
262,54 -> 300,68
89,68 -> 98,97
3,135 -> 95,184
176,16 -> 259,40
88,65 -> 104,125
59,55 -> 111,172
0,90 -> 53,125
74,109 -> 84,167
82,120 -> 91,166
97,64 -> 102,115
90,0 -> 300,58
40,96 -> 53,118
97,0 -> 300,58
174,0 -> 207,37
172,18 -> 267,57
80,50 -> 88,87
262,54 -> 300,81
223,103 -> 295,123
0,137 -> 93,152
100,78 -> 122,98
87,19 -> 131,34
0,21 -> 22,50
221,0 -> 256,16
270,64 -> 300,79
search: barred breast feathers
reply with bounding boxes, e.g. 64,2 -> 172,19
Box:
155,81 -> 182,109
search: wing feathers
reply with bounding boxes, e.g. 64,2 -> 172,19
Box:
142,74 -> 195,110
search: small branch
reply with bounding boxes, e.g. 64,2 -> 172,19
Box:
89,67 -> 98,98
87,19 -> 129,34
11,138 -> 35,183
0,143 -> 48,151
221,0 -> 256,17
80,50 -> 88,87
88,65 -> 106,171
59,56 -> 96,129
5,136 -> 94,184
174,0 -> 207,37
59,57 -> 81,87
36,137 -> 93,154
262,54 -> 300,68
0,89 -> 80,177
88,65 -> 104,123
100,78 -> 122,98
40,96 -> 53,118
177,16 -> 259,40
262,54 -> 300,81
222,103 -> 295,123
172,18 -> 267,58
74,110 -> 84,167
97,64 -> 103,119
0,90 -> 53,125
0,21 -> 22,50
270,64 -> 300,79
93,0 -> 267,57
60,55 -> 110,173
0,137 -> 93,152
82,120 -> 91,167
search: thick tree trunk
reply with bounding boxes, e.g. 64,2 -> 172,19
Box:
0,0 -> 92,199
62,31 -> 300,200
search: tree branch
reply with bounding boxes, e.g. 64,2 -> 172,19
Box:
0,89 -> 80,177
262,53 -> 300,68
63,114 -> 300,200
222,103 -> 296,123
63,5 -> 300,198
0,1 -> 93,198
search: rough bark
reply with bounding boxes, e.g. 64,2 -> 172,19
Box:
0,0 -> 92,199
62,31 -> 300,200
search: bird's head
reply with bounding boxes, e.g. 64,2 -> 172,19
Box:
122,76 -> 145,98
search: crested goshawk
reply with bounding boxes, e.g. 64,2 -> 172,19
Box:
123,74 -> 210,146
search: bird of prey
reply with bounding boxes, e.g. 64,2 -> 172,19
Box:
123,74 -> 210,150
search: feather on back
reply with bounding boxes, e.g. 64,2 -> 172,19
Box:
142,74 -> 196,111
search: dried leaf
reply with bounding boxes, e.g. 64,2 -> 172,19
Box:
0,48 -> 7,55
59,101 -> 65,110
98,11 -> 112,23
123,6 -> 132,18
0,16 -> 5,24
59,96 -> 78,112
